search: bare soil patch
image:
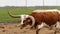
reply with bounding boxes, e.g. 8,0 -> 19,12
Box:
0,23 -> 59,34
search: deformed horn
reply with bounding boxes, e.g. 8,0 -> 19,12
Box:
28,15 -> 35,27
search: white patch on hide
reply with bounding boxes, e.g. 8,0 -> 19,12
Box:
56,21 -> 60,28
33,9 -> 59,12
37,23 -> 44,29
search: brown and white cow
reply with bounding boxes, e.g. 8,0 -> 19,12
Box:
8,9 -> 60,34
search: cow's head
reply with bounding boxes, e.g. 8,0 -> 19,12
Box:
20,15 -> 35,29
8,11 -> 35,29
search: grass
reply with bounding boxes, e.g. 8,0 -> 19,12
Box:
0,7 -> 59,23
0,8 -> 36,22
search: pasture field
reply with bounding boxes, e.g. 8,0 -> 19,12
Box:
0,7 -> 37,23
0,7 -> 60,23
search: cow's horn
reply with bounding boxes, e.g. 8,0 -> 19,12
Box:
28,15 -> 35,27
8,11 -> 21,18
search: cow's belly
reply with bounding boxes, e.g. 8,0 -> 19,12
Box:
45,21 -> 57,26
44,15 -> 58,26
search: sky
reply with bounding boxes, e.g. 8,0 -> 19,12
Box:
0,0 -> 60,7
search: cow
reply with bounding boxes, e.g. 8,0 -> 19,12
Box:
20,12 -> 60,34
8,9 -> 60,34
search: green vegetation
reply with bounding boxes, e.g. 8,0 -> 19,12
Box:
0,7 -> 37,22
0,7 -> 59,23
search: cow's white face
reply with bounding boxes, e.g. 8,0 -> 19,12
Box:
20,15 -> 29,25
20,15 -> 35,29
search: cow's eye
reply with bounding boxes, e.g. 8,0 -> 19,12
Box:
27,19 -> 30,22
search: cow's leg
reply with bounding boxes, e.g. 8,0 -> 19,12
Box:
56,21 -> 60,29
36,29 -> 40,34
54,21 -> 60,34
36,23 -> 44,34
54,24 -> 56,34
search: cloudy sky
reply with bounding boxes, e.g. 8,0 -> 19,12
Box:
0,0 -> 60,7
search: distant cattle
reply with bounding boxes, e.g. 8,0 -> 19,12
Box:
8,9 -> 60,34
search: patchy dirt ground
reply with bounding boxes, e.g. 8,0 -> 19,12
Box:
0,23 -> 60,34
